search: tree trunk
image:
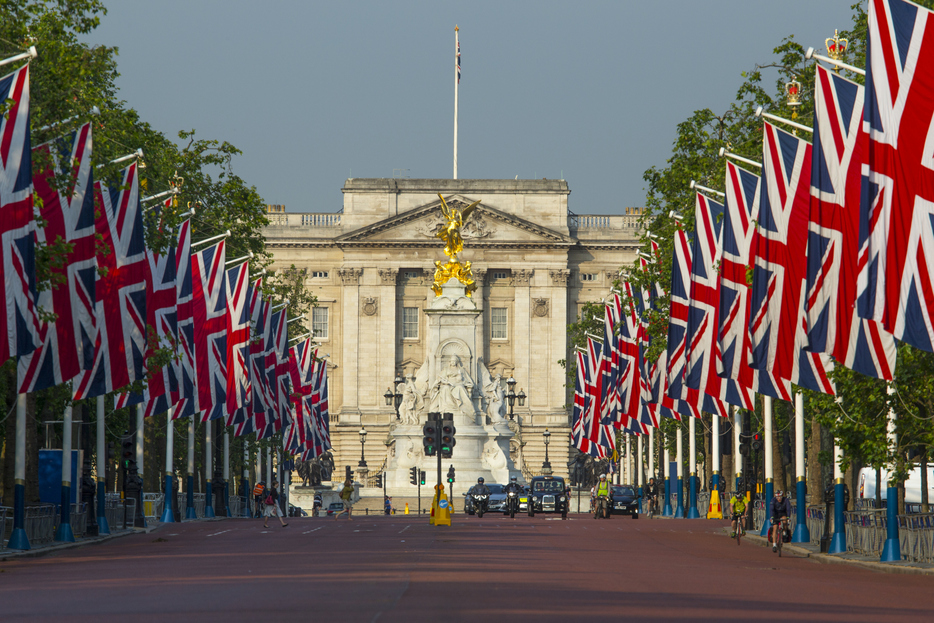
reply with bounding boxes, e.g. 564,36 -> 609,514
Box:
807,415 -> 822,506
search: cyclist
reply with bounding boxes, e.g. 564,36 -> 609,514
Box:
594,474 -> 611,518
729,491 -> 747,538
642,477 -> 658,517
770,490 -> 793,552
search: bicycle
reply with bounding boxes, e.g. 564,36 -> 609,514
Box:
644,496 -> 656,519
732,514 -> 747,545
770,516 -> 790,557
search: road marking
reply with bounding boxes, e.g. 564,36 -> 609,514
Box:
206,530 -> 232,537
302,526 -> 324,535
398,525 -> 411,535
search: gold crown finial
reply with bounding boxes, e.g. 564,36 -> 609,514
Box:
825,29 -> 848,73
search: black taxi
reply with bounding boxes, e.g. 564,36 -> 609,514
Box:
527,475 -> 569,519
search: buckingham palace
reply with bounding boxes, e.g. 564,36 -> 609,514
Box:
262,178 -> 641,483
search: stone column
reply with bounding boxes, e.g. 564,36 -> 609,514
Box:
512,269 -> 532,421
339,268 -> 363,424
549,270 -> 570,415
472,269 -> 486,363
377,268 -> 399,420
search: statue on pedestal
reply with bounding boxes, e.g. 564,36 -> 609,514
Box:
429,355 -> 477,418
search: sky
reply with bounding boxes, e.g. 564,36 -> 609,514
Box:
84,0 -> 859,216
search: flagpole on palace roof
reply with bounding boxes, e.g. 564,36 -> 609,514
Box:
453,25 -> 459,180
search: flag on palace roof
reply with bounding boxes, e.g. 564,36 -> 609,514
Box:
807,64 -> 896,379
18,123 -> 96,392
0,64 -> 40,363
858,0 -> 934,352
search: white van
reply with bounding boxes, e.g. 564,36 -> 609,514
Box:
857,466 -> 934,504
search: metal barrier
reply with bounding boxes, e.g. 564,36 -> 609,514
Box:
229,495 -> 245,518
0,506 -> 11,548
143,493 -> 164,522
24,504 -> 56,544
192,493 -> 205,518
897,513 -> 934,563
845,509 -> 887,556
104,498 -> 137,531
52,503 -> 88,538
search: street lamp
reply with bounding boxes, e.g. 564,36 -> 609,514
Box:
542,429 -> 552,475
384,375 -> 405,420
506,376 -> 517,420
358,427 -> 368,468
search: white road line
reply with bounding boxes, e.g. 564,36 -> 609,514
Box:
398,525 -> 411,535
302,526 -> 324,535
206,529 -> 232,537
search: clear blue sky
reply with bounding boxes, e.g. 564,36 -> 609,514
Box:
85,0 -> 858,215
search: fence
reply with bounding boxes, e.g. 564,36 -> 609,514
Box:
143,493 -> 164,523
51,503 -> 88,538
0,506 -> 11,548
192,493 -> 205,518
898,513 -> 934,563
104,498 -> 137,531
24,504 -> 56,544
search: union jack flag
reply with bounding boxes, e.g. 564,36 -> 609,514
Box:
684,192 -> 741,416
258,305 -> 281,439
302,358 -> 332,460
192,240 -> 227,421
719,162 -> 793,401
234,278 -> 263,437
274,309 -> 292,432
18,123 -> 96,391
572,348 -> 608,458
287,339 -> 316,454
0,64 -> 40,363
73,163 -> 148,399
585,337 -> 615,452
859,0 -> 934,352
750,122 -> 834,396
225,261 -> 251,424
808,64 -> 896,378
247,287 -> 272,436
174,219 -> 196,420
140,230 -> 180,417
456,39 -> 461,84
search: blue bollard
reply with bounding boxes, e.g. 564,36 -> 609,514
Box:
760,481 -> 774,538
880,485 -> 901,561
204,482 -> 216,518
54,485 -> 76,542
8,482 -> 30,550
829,481 -> 846,554
792,478 -> 810,543
185,475 -> 197,519
97,480 -> 110,534
160,474 -> 175,523
663,478 -> 673,516
674,477 -> 684,518
687,475 -> 700,518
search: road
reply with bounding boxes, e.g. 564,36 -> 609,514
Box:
1,513 -> 931,622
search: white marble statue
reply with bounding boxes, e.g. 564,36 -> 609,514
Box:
478,359 -> 506,422
429,354 -> 477,417
398,375 -> 424,425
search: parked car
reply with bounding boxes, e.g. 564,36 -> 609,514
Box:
527,476 -> 569,519
610,485 -> 638,516
464,484 -> 504,515
326,502 -> 344,516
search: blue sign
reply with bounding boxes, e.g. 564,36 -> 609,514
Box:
39,449 -> 81,505
439,499 -> 449,509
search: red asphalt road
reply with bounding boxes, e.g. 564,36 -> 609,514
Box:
1,514 -> 932,622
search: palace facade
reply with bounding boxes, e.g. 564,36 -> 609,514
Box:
263,178 -> 640,483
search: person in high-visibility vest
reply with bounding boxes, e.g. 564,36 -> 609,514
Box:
594,474 -> 611,518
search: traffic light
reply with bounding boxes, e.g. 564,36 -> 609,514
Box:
739,439 -> 750,456
423,417 -> 439,457
375,474 -> 383,488
440,414 -> 456,459
419,470 -> 426,486
410,466 -> 418,486
447,465 -> 455,484
751,433 -> 763,453
121,435 -> 134,469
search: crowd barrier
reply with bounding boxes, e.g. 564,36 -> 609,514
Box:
0,506 -> 11,548
143,493 -> 163,522
898,513 -> 934,563
51,503 -> 88,538
24,504 -> 56,544
104,498 -> 137,531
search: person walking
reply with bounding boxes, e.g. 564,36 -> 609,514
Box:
335,479 -> 355,521
263,479 -> 288,528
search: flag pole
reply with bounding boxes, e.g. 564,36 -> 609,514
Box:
453,25 -> 459,180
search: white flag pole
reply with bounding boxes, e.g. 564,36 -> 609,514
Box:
453,25 -> 459,180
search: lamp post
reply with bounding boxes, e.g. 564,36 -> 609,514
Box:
506,376 -> 527,421
542,429 -> 552,475
358,428 -> 368,468
385,375 -> 404,420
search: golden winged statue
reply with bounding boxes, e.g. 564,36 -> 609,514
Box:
432,193 -> 481,297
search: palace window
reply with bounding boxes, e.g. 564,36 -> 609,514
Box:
312,271 -> 328,279
491,307 -> 508,340
312,307 -> 329,340
492,271 -> 509,280
580,273 -> 596,282
403,271 -> 420,280
403,307 -> 419,339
